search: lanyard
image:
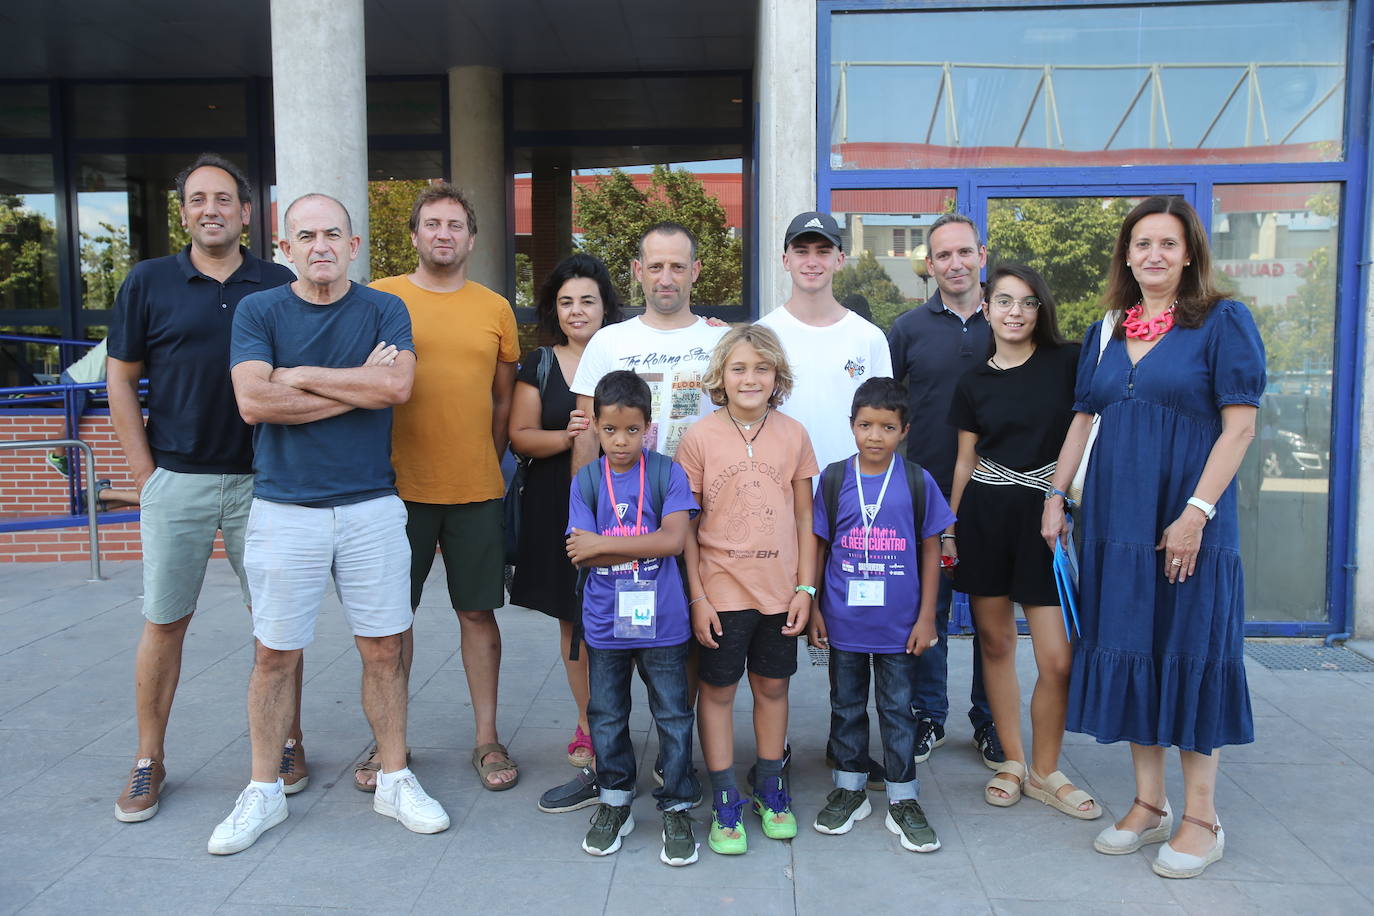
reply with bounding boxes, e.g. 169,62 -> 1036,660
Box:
852,456 -> 895,572
603,454 -> 646,579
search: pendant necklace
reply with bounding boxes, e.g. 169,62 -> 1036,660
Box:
726,406 -> 770,458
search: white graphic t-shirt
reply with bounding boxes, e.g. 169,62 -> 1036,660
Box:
571,316 -> 728,458
757,305 -> 894,469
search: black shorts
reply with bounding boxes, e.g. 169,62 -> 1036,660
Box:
405,499 -> 505,612
952,481 -> 1060,607
698,609 -> 798,686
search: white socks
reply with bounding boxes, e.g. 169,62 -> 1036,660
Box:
250,778 -> 283,796
378,766 -> 414,791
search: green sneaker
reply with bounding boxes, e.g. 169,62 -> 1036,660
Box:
886,799 -> 940,852
659,809 -> 699,866
814,787 -> 871,835
582,803 -> 634,856
751,776 -> 797,839
708,788 -> 748,855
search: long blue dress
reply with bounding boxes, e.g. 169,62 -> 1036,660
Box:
1067,300 -> 1266,754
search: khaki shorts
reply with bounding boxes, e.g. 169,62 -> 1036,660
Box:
246,495 -> 413,651
139,468 -> 252,624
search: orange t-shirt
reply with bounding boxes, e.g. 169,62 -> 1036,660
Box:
370,275 -> 520,504
675,410 -> 819,614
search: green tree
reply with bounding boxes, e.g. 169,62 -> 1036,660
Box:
833,250 -> 909,332
986,197 -> 1135,340
79,221 -> 132,310
574,165 -> 742,307
0,194 -> 59,311
368,179 -> 430,280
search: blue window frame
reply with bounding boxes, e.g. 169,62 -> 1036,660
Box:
818,0 -> 1373,637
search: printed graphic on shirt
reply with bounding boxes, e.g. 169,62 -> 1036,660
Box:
844,356 -> 869,379
836,523 -> 911,581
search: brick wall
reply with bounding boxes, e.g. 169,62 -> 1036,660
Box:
0,409 -> 227,563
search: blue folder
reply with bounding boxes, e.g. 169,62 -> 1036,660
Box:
1052,518 -> 1081,640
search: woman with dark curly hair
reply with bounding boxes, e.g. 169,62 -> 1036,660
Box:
509,253 -> 624,771
1041,197 -> 1266,879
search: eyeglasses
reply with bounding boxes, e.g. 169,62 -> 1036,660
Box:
988,295 -> 1041,312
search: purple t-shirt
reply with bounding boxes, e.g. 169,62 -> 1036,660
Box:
568,453 -> 699,649
813,457 -> 956,653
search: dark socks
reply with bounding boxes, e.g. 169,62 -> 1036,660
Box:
754,756 -> 784,790
709,768 -> 736,796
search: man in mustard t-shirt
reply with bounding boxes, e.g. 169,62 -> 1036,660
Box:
367,183 -> 521,791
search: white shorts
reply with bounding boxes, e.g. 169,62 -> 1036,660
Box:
245,495 -> 413,650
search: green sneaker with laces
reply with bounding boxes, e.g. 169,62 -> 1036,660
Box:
752,776 -> 797,839
708,788 -> 748,855
886,799 -> 940,852
813,787 -> 871,834
582,803 -> 634,856
659,809 -> 698,866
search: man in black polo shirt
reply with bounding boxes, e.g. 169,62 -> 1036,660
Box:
106,154 -> 299,823
887,213 -> 1002,771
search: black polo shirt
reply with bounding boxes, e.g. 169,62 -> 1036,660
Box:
108,245 -> 296,474
886,288 -> 991,496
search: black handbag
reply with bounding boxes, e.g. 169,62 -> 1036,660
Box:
503,346 -> 555,566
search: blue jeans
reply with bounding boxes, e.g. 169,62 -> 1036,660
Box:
828,648 -> 919,799
911,576 -> 992,730
586,640 -> 698,811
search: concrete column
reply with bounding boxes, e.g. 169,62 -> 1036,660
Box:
270,0 -> 370,281
755,0 -> 817,316
449,65 -> 507,296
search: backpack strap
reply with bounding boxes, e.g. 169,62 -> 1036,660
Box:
569,460 -> 604,661
645,450 -> 673,517
902,458 -> 927,536
820,459 -> 848,544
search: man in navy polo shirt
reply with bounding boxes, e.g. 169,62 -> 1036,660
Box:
886,213 -> 1002,771
107,154 -> 299,824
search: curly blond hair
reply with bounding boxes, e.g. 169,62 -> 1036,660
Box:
701,323 -> 794,408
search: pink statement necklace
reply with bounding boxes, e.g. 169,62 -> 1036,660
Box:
1123,301 -> 1176,341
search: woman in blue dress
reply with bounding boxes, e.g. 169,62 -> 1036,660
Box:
1041,197 -> 1265,880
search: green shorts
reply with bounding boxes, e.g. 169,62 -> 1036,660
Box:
139,468 -> 253,624
405,499 -> 504,612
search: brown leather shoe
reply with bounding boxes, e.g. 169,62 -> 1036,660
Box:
280,739 -> 309,795
115,758 -> 165,822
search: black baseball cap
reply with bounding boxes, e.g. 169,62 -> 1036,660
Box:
783,211 -> 843,251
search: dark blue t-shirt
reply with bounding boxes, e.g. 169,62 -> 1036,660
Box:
230,282 -> 414,507
567,453 -> 699,649
107,246 -> 295,474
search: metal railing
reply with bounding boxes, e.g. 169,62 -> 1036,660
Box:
0,438 -> 103,581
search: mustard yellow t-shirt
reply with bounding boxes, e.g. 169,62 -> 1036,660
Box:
369,275 -> 520,504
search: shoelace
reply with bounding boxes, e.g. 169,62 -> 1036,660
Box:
278,745 -> 297,775
889,799 -> 926,828
590,804 -> 625,830
127,764 -> 156,798
713,791 -> 747,828
230,787 -> 269,828
755,777 -> 792,813
979,726 -> 1005,759
663,810 -> 693,841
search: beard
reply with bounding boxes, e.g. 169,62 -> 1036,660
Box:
420,244 -> 469,273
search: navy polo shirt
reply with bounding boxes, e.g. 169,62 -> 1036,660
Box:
108,246 -> 296,475
886,288 -> 991,496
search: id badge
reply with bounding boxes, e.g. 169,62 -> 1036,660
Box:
847,577 -> 886,607
614,578 -> 657,639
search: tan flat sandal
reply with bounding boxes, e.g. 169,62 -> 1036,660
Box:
1025,768 -> 1102,820
984,759 -> 1026,807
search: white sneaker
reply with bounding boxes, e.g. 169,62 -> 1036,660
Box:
207,785 -> 288,855
374,773 -> 450,834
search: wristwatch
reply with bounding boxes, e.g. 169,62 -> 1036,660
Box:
795,585 -> 817,598
1186,496 -> 1217,520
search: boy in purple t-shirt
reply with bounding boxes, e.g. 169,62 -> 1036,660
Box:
809,377 -> 955,853
566,371 -> 701,866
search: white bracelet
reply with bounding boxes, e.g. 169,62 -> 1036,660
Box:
1186,496 -> 1216,520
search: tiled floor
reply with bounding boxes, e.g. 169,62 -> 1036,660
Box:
2,560 -> 1371,914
